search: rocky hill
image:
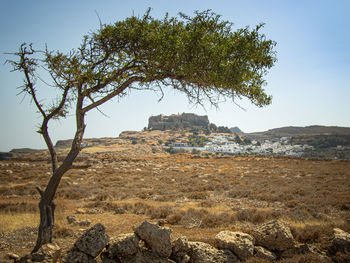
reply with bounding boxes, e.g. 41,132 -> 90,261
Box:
248,125 -> 350,137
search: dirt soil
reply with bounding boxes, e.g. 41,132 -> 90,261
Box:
1,132 -> 350,261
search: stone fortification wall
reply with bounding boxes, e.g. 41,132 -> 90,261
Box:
148,113 -> 209,131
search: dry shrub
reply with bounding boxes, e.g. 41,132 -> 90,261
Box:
148,205 -> 177,220
245,258 -> 270,263
290,224 -> 333,244
236,208 -> 280,224
53,225 -> 75,238
131,202 -> 152,215
180,208 -> 205,228
333,250 -> 350,263
187,191 -> 208,200
92,192 -> 110,201
199,200 -> 216,208
179,208 -> 236,228
201,212 -> 236,228
57,187 -> 89,199
167,212 -> 185,225
0,201 -> 37,213
277,253 -> 332,263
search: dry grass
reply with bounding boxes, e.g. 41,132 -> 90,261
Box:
1,145 -> 350,260
0,212 -> 38,232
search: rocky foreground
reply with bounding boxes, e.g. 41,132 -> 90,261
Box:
8,220 -> 350,263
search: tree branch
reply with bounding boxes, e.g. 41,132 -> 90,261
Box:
82,76 -> 143,113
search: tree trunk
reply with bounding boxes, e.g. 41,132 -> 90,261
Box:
31,118 -> 85,253
31,198 -> 56,253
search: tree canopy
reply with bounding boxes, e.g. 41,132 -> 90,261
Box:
10,10 -> 276,123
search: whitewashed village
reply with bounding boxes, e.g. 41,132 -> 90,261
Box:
170,135 -> 314,156
205,136 -> 313,156
149,113 -> 350,159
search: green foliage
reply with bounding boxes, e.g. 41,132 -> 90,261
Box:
92,9 -> 276,107
234,136 -> 244,144
191,148 -> 201,155
187,133 -> 209,147
165,147 -> 186,154
9,9 -> 276,126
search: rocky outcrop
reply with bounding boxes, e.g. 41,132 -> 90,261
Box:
254,246 -> 277,261
250,220 -> 297,252
66,215 -> 91,227
148,113 -> 209,131
63,223 -> 109,262
330,228 -> 350,254
133,220 -> 173,258
215,231 -> 255,261
31,243 -> 61,263
172,236 -> 238,263
13,220 -> 350,262
107,233 -> 140,259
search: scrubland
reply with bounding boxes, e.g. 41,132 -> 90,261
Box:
1,138 -> 350,261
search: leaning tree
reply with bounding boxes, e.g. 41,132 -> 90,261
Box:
8,10 -> 276,252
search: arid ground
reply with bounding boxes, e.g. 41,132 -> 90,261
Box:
1,131 -> 350,261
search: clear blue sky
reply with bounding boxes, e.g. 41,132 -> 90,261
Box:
1,0 -> 349,151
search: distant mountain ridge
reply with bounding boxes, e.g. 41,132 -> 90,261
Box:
247,125 -> 350,137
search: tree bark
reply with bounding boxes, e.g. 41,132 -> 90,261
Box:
32,102 -> 86,253
31,196 -> 56,253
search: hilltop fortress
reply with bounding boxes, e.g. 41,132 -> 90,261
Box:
148,113 -> 209,131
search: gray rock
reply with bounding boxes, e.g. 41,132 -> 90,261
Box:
74,223 -> 109,258
67,215 -> 91,226
189,242 -> 238,263
172,237 -> 238,263
250,220 -> 296,251
31,243 -> 61,263
67,215 -> 78,224
108,233 -> 140,259
121,249 -> 176,263
100,252 -> 121,263
215,230 -> 255,260
6,253 -> 20,260
63,248 -> 97,263
133,220 -> 172,258
77,219 -> 91,227
171,237 -> 191,263
254,246 -> 277,261
330,228 -> 350,253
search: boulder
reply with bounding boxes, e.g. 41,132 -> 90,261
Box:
63,248 -> 97,263
133,220 -> 172,258
107,233 -> 140,259
215,230 -> 255,260
171,237 -> 238,263
122,249 -> 176,263
330,228 -> 350,253
67,214 -> 91,227
100,252 -> 121,263
7,253 -> 20,261
74,223 -> 109,258
254,246 -> 277,261
67,215 -> 78,224
31,243 -> 61,262
171,237 -> 191,263
188,242 -> 238,263
250,220 -> 296,251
